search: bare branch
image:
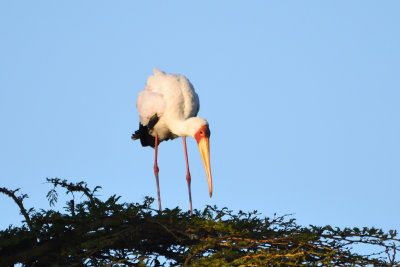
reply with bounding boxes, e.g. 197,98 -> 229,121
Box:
0,187 -> 33,230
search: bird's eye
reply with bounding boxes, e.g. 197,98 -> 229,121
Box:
200,131 -> 204,135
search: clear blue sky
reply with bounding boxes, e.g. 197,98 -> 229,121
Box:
1,1 -> 399,233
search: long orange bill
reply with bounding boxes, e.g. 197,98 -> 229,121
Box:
197,137 -> 212,197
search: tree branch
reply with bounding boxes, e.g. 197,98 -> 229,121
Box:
0,187 -> 33,230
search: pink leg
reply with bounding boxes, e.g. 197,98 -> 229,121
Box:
183,137 -> 193,215
154,135 -> 161,212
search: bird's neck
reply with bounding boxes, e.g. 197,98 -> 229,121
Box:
170,117 -> 208,138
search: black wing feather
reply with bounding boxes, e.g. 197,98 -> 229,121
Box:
131,114 -> 159,148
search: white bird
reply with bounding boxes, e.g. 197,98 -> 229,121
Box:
132,68 -> 212,214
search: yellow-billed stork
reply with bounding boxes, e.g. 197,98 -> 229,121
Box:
132,68 -> 212,214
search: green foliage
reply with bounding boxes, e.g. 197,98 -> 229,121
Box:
0,179 -> 399,266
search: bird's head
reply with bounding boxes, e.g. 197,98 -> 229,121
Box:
193,124 -> 212,198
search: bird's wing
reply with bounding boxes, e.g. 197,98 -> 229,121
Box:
136,87 -> 166,126
131,114 -> 159,148
187,89 -> 200,118
145,68 -> 199,119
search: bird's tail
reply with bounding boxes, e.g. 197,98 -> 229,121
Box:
131,124 -> 156,148
131,131 -> 140,140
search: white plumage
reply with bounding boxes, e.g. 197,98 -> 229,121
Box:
136,68 -> 206,140
132,68 -> 213,215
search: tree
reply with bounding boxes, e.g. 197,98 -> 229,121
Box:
0,178 -> 399,266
